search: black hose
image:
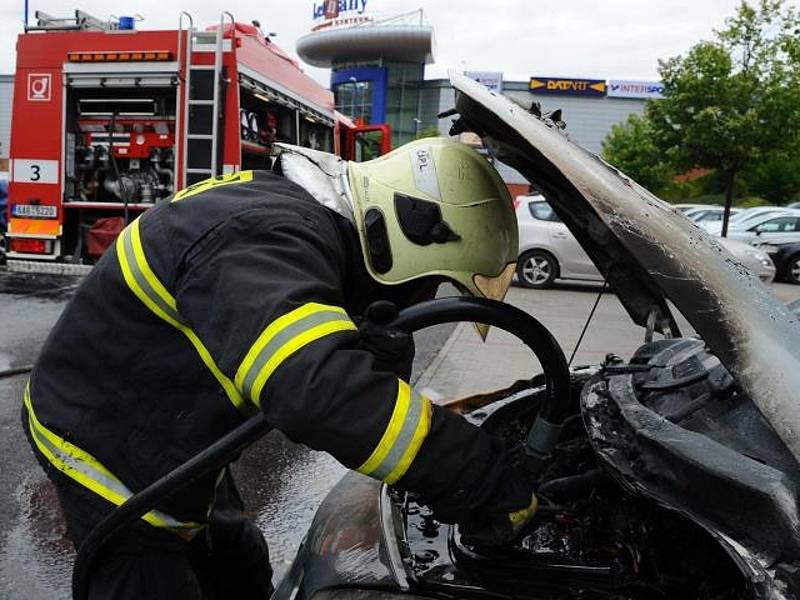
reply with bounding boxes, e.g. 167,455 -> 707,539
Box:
0,365 -> 33,379
390,297 -> 571,423
72,414 -> 272,599
72,296 -> 570,599
537,468 -> 604,503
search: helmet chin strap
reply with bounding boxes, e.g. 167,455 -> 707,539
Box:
274,143 -> 356,223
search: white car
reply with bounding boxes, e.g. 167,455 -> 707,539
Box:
701,206 -> 789,233
684,206 -> 741,224
516,196 -> 599,288
723,210 -> 800,245
516,196 -> 775,287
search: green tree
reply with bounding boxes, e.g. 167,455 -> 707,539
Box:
743,152 -> 800,204
601,114 -> 673,193
646,0 -> 800,235
415,126 -> 441,140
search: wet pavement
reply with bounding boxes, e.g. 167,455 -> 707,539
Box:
0,271 -> 455,598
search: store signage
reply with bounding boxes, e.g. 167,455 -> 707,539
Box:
465,71 -> 503,93
313,0 -> 368,19
529,77 -> 606,97
608,80 -> 664,99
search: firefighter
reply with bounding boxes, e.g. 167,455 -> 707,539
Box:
22,137 -> 538,599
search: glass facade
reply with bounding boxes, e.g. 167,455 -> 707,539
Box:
384,62 -> 424,147
331,59 -> 425,147
333,80 -> 374,124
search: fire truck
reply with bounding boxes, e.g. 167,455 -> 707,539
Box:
5,10 -> 391,271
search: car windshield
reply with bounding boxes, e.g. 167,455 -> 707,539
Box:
529,201 -> 561,222
752,216 -> 800,232
695,211 -> 722,222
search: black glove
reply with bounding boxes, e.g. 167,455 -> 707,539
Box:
459,465 -> 538,547
354,301 -> 415,381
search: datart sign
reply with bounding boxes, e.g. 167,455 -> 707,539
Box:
607,80 -> 664,99
312,0 -> 368,20
529,77 -> 606,97
465,71 -> 503,93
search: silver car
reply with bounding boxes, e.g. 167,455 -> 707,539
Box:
516,196 -> 775,287
515,196 -> 599,288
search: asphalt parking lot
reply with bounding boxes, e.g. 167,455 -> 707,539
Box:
0,272 -> 798,597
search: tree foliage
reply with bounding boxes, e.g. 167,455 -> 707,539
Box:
600,1 -> 800,220
415,126 -> 441,140
602,114 -> 673,192
645,0 -> 800,231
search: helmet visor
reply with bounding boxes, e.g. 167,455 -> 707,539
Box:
473,262 -> 516,302
470,262 -> 516,341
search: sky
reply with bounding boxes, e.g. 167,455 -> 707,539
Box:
1,0 -> 794,85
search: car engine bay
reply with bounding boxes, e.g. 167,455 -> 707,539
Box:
398,338 -> 800,599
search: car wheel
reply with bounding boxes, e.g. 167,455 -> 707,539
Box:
786,254 -> 800,285
517,250 -> 559,289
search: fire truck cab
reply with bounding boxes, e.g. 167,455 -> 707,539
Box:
5,10 -> 391,268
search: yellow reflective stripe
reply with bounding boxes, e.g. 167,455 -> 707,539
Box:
181,329 -> 251,415
357,381 -> 432,485
172,171 -> 254,202
235,303 -> 357,407
358,380 -> 411,475
23,383 -> 202,538
384,391 -> 432,485
116,222 -> 181,328
250,320 -> 356,406
116,220 -> 251,415
130,219 -> 177,314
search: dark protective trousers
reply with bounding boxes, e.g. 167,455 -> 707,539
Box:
23,404 -> 273,600
66,471 -> 272,600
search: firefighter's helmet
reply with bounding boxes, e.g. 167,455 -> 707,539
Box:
347,137 -> 518,302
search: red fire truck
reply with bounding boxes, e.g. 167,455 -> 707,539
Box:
5,10 -> 391,270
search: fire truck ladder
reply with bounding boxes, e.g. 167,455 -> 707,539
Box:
179,12 -> 233,187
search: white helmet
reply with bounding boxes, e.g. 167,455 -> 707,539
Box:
347,137 -> 518,302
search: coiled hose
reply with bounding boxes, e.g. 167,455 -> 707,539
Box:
73,296 -> 570,599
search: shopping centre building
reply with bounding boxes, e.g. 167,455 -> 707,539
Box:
297,2 -> 663,194
297,6 -> 434,148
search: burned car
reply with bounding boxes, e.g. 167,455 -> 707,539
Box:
274,73 -> 800,600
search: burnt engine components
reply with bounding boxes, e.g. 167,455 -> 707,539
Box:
401,356 -> 754,599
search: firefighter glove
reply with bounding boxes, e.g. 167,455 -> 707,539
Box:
354,301 -> 415,380
459,462 -> 538,547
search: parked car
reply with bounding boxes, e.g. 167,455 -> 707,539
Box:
516,196 -> 774,287
700,206 -> 789,233
672,202 -> 707,213
724,210 -> 800,245
278,73 -> 800,600
683,206 -> 741,224
787,201 -> 800,209
515,195 -> 598,288
759,241 -> 800,284
719,237 -> 776,282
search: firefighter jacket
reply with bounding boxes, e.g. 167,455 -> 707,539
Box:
24,170 -> 514,536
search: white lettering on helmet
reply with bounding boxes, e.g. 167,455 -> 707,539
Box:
412,146 -> 441,200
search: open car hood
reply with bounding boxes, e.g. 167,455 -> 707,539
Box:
448,72 -> 800,463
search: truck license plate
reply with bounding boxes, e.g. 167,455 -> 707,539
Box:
11,204 -> 58,219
